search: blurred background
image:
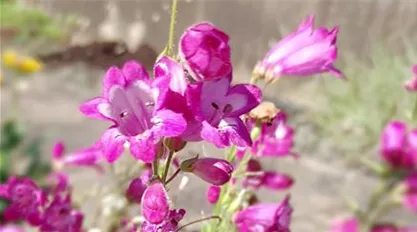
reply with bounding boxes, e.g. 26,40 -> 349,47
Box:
1,0 -> 416,231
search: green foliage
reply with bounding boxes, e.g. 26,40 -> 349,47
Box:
0,0 -> 77,42
313,43 -> 417,158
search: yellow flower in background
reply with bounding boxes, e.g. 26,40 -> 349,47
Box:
1,49 -> 43,74
2,50 -> 19,68
17,57 -> 43,73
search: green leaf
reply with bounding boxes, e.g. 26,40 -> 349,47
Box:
0,119 -> 24,153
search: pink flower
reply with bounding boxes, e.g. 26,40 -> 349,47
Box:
233,195 -> 292,232
0,225 -> 25,232
126,177 -> 147,204
256,15 -> 343,79
141,209 -> 186,232
329,217 -> 359,232
179,22 -> 232,81
371,224 -> 417,232
243,111 -> 297,158
141,181 -> 170,224
187,76 -> 262,148
39,196 -> 84,232
52,141 -> 101,168
3,177 -> 45,225
243,159 -> 293,191
80,61 -> 187,163
404,65 -> 417,92
380,121 -> 416,170
181,157 -> 234,186
206,185 -> 221,204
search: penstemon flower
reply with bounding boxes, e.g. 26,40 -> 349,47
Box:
179,22 -> 232,82
206,185 -> 221,204
253,15 -> 343,81
181,157 -> 234,186
39,195 -> 84,232
51,141 -> 102,168
186,75 -> 262,148
141,181 -> 186,231
2,177 -> 46,225
80,61 -> 187,163
233,195 -> 292,232
404,65 -> 417,92
379,121 -> 417,170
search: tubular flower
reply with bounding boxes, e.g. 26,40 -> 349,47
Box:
79,60 -> 187,163
254,15 -> 343,80
329,217 -> 359,232
379,121 -> 416,170
181,157 -> 234,186
179,22 -> 232,82
187,75 -> 262,148
233,195 -> 292,232
243,159 -> 293,191
206,185 -> 221,204
404,65 -> 417,92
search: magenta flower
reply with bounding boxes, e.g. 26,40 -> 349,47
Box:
3,177 -> 45,225
242,159 -> 264,189
187,76 -> 262,148
243,111 -> 297,158
233,195 -> 292,232
263,171 -> 294,190
80,61 -> 187,163
243,159 -> 293,191
141,181 -> 170,224
141,209 -> 186,232
179,22 -> 232,81
126,177 -> 147,204
329,217 -> 359,232
404,65 -> 417,92
380,121 -> 416,169
52,141 -> 101,168
206,185 -> 221,204
39,196 -> 84,232
256,15 -> 343,80
181,157 -> 234,186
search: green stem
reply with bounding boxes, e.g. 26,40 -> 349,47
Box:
165,168 -> 181,185
166,0 -> 178,57
152,144 -> 164,179
176,215 -> 221,232
162,150 -> 174,183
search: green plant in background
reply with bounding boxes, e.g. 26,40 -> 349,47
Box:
0,0 -> 77,43
313,43 -> 417,162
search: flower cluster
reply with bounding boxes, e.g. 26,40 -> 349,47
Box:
330,120 -> 417,231
1,11 -> 352,232
0,176 -> 83,232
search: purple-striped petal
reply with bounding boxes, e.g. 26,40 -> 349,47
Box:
103,67 -> 126,99
79,97 -> 112,120
122,60 -> 150,85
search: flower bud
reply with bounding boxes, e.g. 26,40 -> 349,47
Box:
404,65 -> 417,92
181,157 -> 233,186
166,137 -> 187,152
141,181 -> 170,224
255,15 -> 343,80
379,121 -> 414,169
233,195 -> 292,232
262,171 -> 294,190
179,22 -> 232,81
126,178 -> 147,204
206,185 -> 221,204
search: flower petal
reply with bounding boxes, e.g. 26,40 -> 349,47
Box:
100,128 -> 127,163
201,117 -> 252,148
154,56 -> 187,95
129,134 -> 158,163
79,97 -> 112,120
122,60 -> 150,85
226,84 -> 262,117
151,109 -> 187,138
103,67 -> 126,99
201,121 -> 228,148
